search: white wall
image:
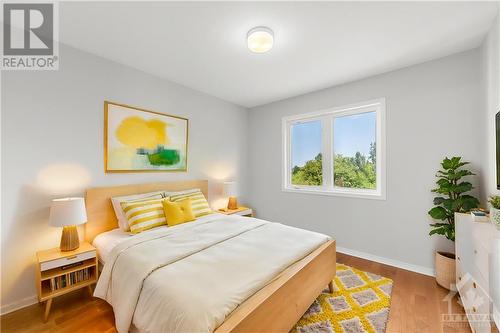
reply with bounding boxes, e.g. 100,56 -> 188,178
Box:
247,50 -> 483,274
0,44 -> 248,313
481,10 -> 500,199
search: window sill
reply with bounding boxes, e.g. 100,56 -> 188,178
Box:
282,186 -> 386,200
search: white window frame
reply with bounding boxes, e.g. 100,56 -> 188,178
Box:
282,98 -> 386,200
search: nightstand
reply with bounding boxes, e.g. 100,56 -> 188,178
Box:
218,206 -> 253,217
35,242 -> 98,322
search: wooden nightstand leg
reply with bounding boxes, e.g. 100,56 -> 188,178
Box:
87,284 -> 94,297
44,298 -> 52,322
328,281 -> 334,294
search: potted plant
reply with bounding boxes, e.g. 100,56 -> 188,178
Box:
488,196 -> 500,230
428,157 -> 479,290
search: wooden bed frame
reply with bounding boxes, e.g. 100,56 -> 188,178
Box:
85,180 -> 336,333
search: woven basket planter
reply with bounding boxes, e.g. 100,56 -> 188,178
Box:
435,251 -> 456,290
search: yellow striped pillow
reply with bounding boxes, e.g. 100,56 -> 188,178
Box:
120,198 -> 167,234
169,190 -> 212,218
112,192 -> 164,231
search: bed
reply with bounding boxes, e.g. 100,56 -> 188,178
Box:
85,180 -> 336,333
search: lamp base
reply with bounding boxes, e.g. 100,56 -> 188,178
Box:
60,225 -> 80,252
227,196 -> 238,210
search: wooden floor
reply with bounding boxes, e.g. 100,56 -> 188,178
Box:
337,253 -> 471,333
1,253 -> 472,333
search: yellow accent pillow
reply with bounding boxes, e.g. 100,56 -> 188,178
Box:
162,198 -> 196,226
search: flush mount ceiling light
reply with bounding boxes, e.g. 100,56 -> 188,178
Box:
247,26 -> 274,53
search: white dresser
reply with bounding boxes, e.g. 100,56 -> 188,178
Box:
456,213 -> 500,333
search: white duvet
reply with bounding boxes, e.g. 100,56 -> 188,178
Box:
94,214 -> 330,333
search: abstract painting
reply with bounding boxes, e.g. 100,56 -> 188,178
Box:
104,102 -> 188,172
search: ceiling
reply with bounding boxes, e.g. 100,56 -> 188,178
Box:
59,2 -> 499,108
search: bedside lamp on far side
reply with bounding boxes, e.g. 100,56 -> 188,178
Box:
223,181 -> 239,210
49,197 -> 87,252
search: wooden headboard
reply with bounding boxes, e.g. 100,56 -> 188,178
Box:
84,180 -> 208,242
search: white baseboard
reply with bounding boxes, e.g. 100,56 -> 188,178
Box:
337,246 -> 435,277
1,295 -> 38,315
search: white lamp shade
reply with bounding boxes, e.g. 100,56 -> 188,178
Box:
49,197 -> 87,227
223,182 -> 238,197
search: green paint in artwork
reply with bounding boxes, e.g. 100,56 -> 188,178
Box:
147,148 -> 180,166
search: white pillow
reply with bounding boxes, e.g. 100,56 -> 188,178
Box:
111,191 -> 164,231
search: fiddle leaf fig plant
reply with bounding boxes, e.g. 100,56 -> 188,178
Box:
428,157 -> 479,241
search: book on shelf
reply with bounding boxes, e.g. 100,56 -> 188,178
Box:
48,267 -> 93,291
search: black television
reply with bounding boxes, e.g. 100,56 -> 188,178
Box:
497,111 -> 500,189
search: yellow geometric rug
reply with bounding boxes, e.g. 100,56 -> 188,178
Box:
291,264 -> 393,333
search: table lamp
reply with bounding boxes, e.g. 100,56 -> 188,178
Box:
223,181 -> 239,210
49,197 -> 87,251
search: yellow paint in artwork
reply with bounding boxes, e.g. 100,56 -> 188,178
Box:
115,116 -> 170,149
147,119 -> 168,145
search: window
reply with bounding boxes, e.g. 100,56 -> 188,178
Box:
291,120 -> 323,186
282,99 -> 385,199
333,112 -> 377,190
